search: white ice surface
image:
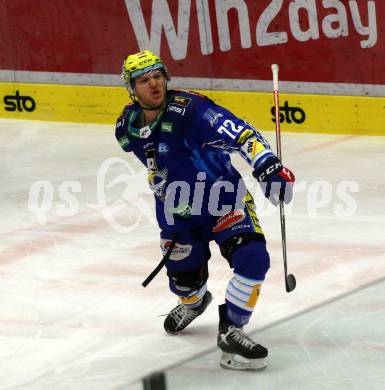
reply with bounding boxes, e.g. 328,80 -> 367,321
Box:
0,119 -> 384,389
161,279 -> 385,390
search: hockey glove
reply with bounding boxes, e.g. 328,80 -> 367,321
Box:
252,157 -> 295,206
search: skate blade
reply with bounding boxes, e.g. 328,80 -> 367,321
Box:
220,352 -> 267,371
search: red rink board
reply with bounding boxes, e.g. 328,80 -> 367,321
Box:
0,0 -> 384,85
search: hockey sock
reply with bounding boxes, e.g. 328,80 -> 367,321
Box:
178,283 -> 208,309
225,273 -> 262,327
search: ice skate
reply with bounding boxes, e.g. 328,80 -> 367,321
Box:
164,291 -> 212,333
217,304 -> 268,370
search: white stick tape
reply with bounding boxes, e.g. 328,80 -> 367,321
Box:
271,64 -> 279,91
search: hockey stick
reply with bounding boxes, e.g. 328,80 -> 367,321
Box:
142,237 -> 176,287
271,64 -> 296,293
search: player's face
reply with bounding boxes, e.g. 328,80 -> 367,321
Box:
133,70 -> 167,109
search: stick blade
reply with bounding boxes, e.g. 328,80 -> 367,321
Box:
285,274 -> 296,293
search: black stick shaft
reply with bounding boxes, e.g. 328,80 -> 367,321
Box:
142,238 -> 176,287
279,202 -> 289,282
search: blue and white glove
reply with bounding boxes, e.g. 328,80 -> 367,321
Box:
252,157 -> 295,206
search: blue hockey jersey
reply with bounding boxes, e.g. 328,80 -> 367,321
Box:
115,90 -> 276,231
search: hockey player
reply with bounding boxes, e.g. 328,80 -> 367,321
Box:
116,50 -> 295,370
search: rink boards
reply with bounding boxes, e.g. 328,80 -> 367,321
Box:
0,82 -> 384,135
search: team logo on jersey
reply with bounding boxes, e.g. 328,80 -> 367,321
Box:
118,135 -> 130,148
116,118 -> 125,128
160,239 -> 192,261
158,143 -> 169,154
241,138 -> 265,160
171,95 -> 191,107
168,105 -> 186,115
148,168 -> 168,200
140,125 -> 151,139
168,203 -> 192,219
167,106 -> 186,115
231,224 -> 252,231
243,193 -> 263,234
203,108 -> 223,127
213,210 -> 245,233
145,149 -> 157,172
237,129 -> 254,144
143,141 -> 154,150
161,122 -> 173,132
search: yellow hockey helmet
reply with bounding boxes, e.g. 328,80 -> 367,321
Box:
121,50 -> 170,90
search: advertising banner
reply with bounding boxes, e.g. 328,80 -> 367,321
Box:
0,0 -> 384,88
1,82 -> 384,135
1,1 -> 384,134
